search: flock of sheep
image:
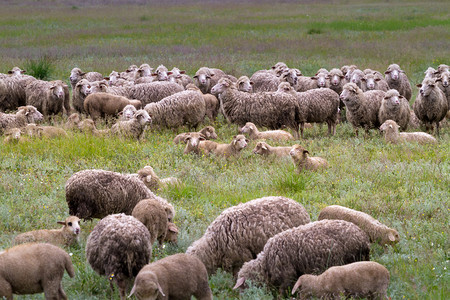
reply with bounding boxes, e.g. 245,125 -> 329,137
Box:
0,61 -> 448,299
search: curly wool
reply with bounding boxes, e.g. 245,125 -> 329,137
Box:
378,89 -> 411,131
25,80 -> 68,117
384,64 -> 412,101
0,74 -> 36,112
128,81 -> 184,106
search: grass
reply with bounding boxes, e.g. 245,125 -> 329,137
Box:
0,0 -> 449,299
23,56 -> 54,80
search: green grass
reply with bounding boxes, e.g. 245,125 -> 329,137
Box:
0,1 -> 449,299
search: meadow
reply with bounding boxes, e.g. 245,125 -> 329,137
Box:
0,0 -> 449,299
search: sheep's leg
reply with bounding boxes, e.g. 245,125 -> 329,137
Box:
58,283 -> 68,300
43,278 -> 62,300
0,278 -> 13,300
116,278 -> 128,300
300,123 -> 305,139
435,121 -> 440,137
327,121 -> 332,135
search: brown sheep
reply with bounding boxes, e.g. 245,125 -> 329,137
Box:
289,144 -> 328,172
83,92 -> 142,122
198,134 -> 248,158
252,141 -> 292,157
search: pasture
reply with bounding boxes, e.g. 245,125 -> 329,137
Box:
0,0 -> 448,299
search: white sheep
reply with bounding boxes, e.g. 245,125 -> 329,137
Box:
380,119 -> 437,144
110,109 -> 151,140
239,121 -> 294,141
69,67 -> 103,91
198,134 -> 248,158
378,89 -> 411,131
290,144 -> 328,172
252,141 -> 292,157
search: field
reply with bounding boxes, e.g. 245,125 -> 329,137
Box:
0,0 -> 449,299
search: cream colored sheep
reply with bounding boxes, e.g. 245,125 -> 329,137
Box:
289,144 -> 328,172
183,132 -> 206,155
198,134 -> 248,158
239,121 -> 294,141
173,126 -> 218,144
23,124 -> 69,139
380,119 -> 437,145
252,141 -> 292,157
110,109 -> 151,140
132,199 -> 171,245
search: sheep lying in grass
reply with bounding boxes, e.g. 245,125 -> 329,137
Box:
110,109 -> 151,140
77,118 -> 110,137
173,126 -> 218,144
292,261 -> 390,299
23,123 -> 69,139
378,89 -> 411,131
380,119 -> 437,145
198,134 -> 248,158
14,216 -> 81,247
318,204 -> 400,245
384,63 -> 412,101
3,127 -> 26,144
252,141 -> 292,157
129,253 -> 212,300
0,105 -> 43,134
186,196 -> 310,275
290,144 -> 328,172
239,121 -> 294,141
183,132 -> 207,155
0,243 -> 75,300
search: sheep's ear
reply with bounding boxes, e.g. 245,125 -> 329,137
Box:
193,75 -> 198,79
180,70 -> 186,74
7,71 -> 13,74
303,150 -> 309,154
416,84 -> 422,88
168,223 -> 179,233
157,283 -> 165,297
183,136 -> 191,142
245,139 -> 249,143
339,75 -> 345,78
167,72 -> 172,76
57,221 -> 65,225
250,81 -> 254,85
375,78 -> 381,81
292,278 -> 302,294
145,175 -> 152,182
262,144 -> 268,150
430,83 -> 435,88
104,76 -> 110,80
21,70 -> 26,73
399,95 -> 405,100
435,78 -> 441,82
388,232 -> 396,242
151,73 -> 157,76
128,284 -> 136,298
361,78 -> 366,81
384,70 -> 390,74
310,76 -> 318,80
80,72 -> 86,76
233,277 -> 246,289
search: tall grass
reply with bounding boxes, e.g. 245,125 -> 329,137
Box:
23,56 -> 54,80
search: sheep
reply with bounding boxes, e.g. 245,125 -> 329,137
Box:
384,63 -> 412,101
436,70 -> 450,108
117,104 -> 137,121
24,79 -> 68,119
83,92 -> 142,122
252,141 -> 292,157
289,144 -> 328,172
378,89 -> 411,131
291,261 -> 390,300
349,69 -> 365,89
413,77 -> 448,136
144,89 -> 206,130
239,121 -> 294,141
129,253 -> 212,300
69,67 -> 103,91
318,204 -> 400,245
236,75 -> 253,92
23,123 -> 69,139
198,134 -> 248,158
362,71 -> 390,92
3,127 -> 25,144
0,74 -> 36,112
173,126 -> 218,144
186,83 -> 219,122
0,105 -> 43,134
340,82 -> 385,137
183,132 -> 207,155
127,81 -> 184,106
86,213 -> 152,300
72,79 -> 93,113
211,77 -> 300,139
110,109 -> 151,140
341,64 -> 358,81
13,216 -> 81,247
435,64 -> 449,75
151,64 -> 170,81
119,64 -> 139,80
424,67 -> 437,79
77,118 -> 110,137
64,112 -> 81,130
234,219 -> 370,295
65,166 -> 174,220
0,243 -> 75,300
194,67 -> 228,94
186,196 -> 310,275
165,222 -> 179,244
380,119 -> 437,145
6,66 -> 26,76
136,63 -> 153,78
170,67 -> 193,88
250,68 -> 298,92
327,68 -> 346,95
127,165 -> 179,193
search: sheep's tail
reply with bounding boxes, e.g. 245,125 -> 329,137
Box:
65,254 -> 75,278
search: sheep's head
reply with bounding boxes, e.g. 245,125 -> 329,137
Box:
138,64 -> 153,77
252,141 -> 269,155
137,166 -> 159,190
8,67 -> 26,76
379,119 -> 399,133
277,82 -> 295,94
311,68 -> 328,88
385,63 -> 403,81
211,78 -> 233,95
436,70 -> 449,87
339,83 -> 360,105
417,78 -> 436,97
281,69 -> 298,87
57,216 -> 81,235
184,132 -> 206,148
436,64 -> 449,74
152,64 -> 170,81
18,105 -> 43,123
194,67 -> 214,87
236,76 -> 253,93
289,144 -> 309,164
232,134 -> 248,150
291,274 -> 316,297
120,104 -> 137,120
78,119 -> 96,133
349,69 -> 364,87
75,79 -> 92,96
4,128 -> 22,142
67,113 -> 81,126
239,122 -> 256,135
383,228 -> 400,245
69,68 -> 85,84
362,73 -> 380,90
50,81 -> 65,100
134,109 -> 152,126
383,89 -> 403,108
342,64 -> 357,81
424,67 -> 437,79
328,68 -> 344,86
164,222 -> 178,244
199,126 -> 218,139
129,271 -> 165,300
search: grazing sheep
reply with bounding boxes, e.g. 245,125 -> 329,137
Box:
378,89 -> 411,131
413,78 -> 448,136
132,199 -> 172,245
186,196 -> 310,275
183,132 -> 207,155
86,213 -> 152,300
384,64 -> 412,101
129,253 -> 212,300
380,119 -> 437,145
65,166 -> 174,220
236,75 -> 253,92
186,83 -> 219,122
362,71 -> 390,92
0,74 -> 36,112
14,216 -> 81,247
198,134 -> 248,158
340,82 -> 385,137
25,79 -> 67,119
290,144 -> 328,172
292,261 -> 390,300
212,77 -> 300,139
64,113 -> 81,130
327,68 -> 346,95
164,222 -> 179,245
127,81 -> 184,106
69,67 -> 103,91
83,92 -> 141,121
118,104 -> 137,121
170,67 -> 193,88
318,204 -> 400,245
0,105 -> 43,134
252,141 -> 292,157
144,89 -> 206,130
239,121 -> 294,141
0,243 -> 75,300
173,126 -> 218,144
194,67 -> 228,94
110,109 -> 151,140
234,219 -> 370,295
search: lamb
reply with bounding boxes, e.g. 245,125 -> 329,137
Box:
211,77 -> 300,139
23,124 -> 69,139
198,134 -> 248,158
129,253 -> 212,300
413,77 -> 448,136
127,81 -> 184,106
194,67 -> 228,94
86,213 -> 152,300
110,109 -> 151,140
378,89 -> 411,131
0,105 -> 43,134
170,67 -> 193,88
64,112 -> 81,130
127,165 -> 179,193
77,119 -> 110,137
0,243 -> 75,300
234,219 -> 370,295
183,132 -> 207,155
327,68 -> 346,95
186,83 -> 219,122
3,127 -> 25,144
291,261 -> 390,300
290,144 -> 328,172
186,196 -> 310,275
144,89 -> 205,129
69,67 -> 103,91
0,73 -> 36,112
65,166 -> 174,220
83,92 -> 142,121
318,204 -> 400,245
384,63 -> 412,101
340,82 -> 385,137
173,126 -> 218,144
362,71 -> 390,92
252,141 -> 292,157
118,104 -> 137,120
239,121 -> 294,141
236,75 -> 253,92
13,216 -> 81,247
380,119 -> 437,145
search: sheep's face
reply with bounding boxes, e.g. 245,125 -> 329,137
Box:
232,135 -> 248,150
164,222 -> 179,244
277,82 -> 294,94
51,84 -> 65,100
282,69 -> 298,87
313,70 -> 328,88
363,74 -> 379,90
130,272 -> 164,300
5,128 -> 21,140
8,67 -> 25,76
350,70 -> 364,87
185,133 -> 205,148
380,120 -> 399,133
417,80 -> 435,97
21,106 -> 43,123
384,228 -> 400,245
70,68 -> 84,84
139,64 -> 153,77
210,79 -> 232,95
329,71 -> 344,86
152,65 -> 169,81
237,77 -> 253,93
135,110 -> 152,126
289,144 -> 308,161
385,64 -> 402,81
437,71 -> 449,87
201,126 -> 218,139
339,83 -> 359,105
424,67 -> 436,79
108,71 -> 119,83
239,122 -> 256,134
76,80 -> 92,96
252,142 -> 269,155
194,73 -> 211,87
384,91 -> 401,108
58,216 -> 81,235
121,105 -> 137,120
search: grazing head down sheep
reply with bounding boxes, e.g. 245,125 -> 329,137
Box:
290,144 -> 328,172
0,242 -> 75,300
198,134 -> 248,158
318,204 -> 400,245
380,119 -> 437,145
378,89 -> 411,131
86,213 -> 152,300
252,141 -> 292,157
292,261 -> 390,300
384,63 -> 412,101
130,253 -> 212,300
239,121 -> 294,141
186,196 -> 310,275
234,219 -> 370,295
14,216 -> 81,247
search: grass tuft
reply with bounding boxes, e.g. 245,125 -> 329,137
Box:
24,56 -> 54,80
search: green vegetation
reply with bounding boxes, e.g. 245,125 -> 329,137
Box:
0,1 -> 448,299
